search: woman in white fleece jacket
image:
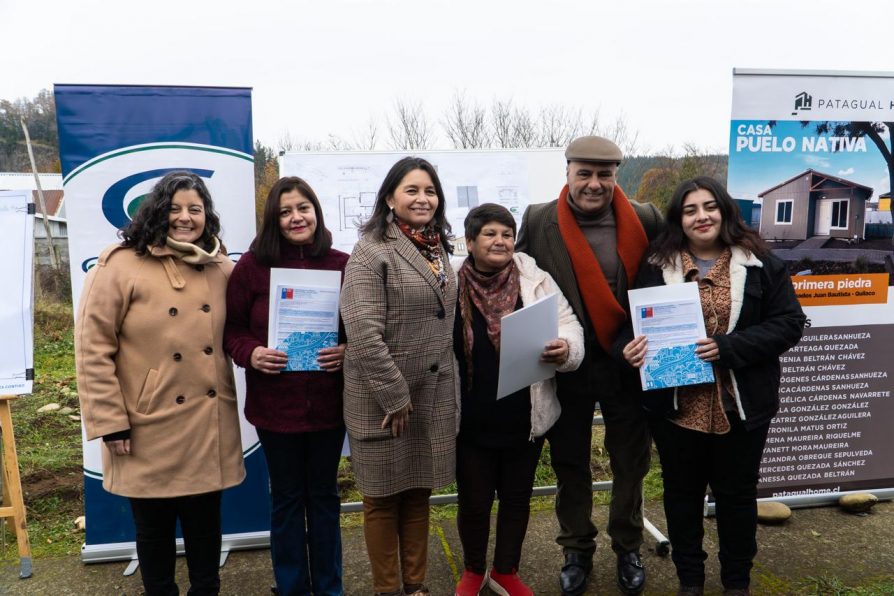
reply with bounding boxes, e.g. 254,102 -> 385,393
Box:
452,203 -> 584,596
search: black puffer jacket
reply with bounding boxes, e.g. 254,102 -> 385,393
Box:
614,247 -> 806,430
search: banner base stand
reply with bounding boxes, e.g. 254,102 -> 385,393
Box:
704,488 -> 894,517
81,530 -> 271,573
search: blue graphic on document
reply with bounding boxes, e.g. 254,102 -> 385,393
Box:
642,343 -> 714,390
277,332 -> 338,372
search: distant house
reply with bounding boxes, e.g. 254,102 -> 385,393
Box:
758,169 -> 872,241
0,173 -> 68,266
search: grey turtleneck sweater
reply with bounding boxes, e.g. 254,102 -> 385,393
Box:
566,194 -> 622,295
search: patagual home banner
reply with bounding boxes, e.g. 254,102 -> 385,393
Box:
728,69 -> 894,501
54,85 -> 270,562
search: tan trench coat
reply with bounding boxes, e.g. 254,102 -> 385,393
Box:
341,223 -> 458,497
75,243 -> 245,498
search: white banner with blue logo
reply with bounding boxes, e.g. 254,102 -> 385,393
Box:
55,85 -> 270,562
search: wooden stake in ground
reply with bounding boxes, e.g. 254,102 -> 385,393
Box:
0,395 -> 32,579
21,117 -> 60,271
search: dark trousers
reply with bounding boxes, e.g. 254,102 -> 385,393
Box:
257,427 -> 344,596
547,385 -> 651,555
129,491 -> 222,596
649,414 -> 770,590
455,438 -> 544,574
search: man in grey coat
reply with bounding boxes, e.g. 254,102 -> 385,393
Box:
516,136 -> 663,595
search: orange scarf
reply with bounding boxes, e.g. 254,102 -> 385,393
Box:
557,184 -> 648,353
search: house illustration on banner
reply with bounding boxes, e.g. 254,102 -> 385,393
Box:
757,169 -> 872,241
879,191 -> 891,213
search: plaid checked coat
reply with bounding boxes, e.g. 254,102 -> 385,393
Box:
341,223 -> 458,497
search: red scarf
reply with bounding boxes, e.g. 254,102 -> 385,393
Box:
557,184 -> 648,353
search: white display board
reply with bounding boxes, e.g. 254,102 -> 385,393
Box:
280,149 -> 566,255
0,190 -> 35,395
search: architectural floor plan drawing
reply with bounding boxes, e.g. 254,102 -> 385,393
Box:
338,191 -> 376,232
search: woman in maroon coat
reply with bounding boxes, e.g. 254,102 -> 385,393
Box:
225,177 -> 348,596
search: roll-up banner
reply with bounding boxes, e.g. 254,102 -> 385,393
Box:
727,69 -> 894,506
54,85 -> 270,562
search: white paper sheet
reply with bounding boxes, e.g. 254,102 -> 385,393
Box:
0,190 -> 34,395
628,282 -> 715,391
496,293 -> 558,399
267,268 -> 341,371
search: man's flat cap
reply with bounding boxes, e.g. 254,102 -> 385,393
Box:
565,136 -> 623,164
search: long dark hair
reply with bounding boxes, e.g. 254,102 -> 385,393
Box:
650,176 -> 768,267
251,176 -> 332,265
120,171 -> 221,255
359,156 -> 453,252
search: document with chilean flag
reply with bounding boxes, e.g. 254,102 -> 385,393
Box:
629,282 -> 715,391
268,268 -> 341,371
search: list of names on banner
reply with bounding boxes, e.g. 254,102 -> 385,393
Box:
759,325 -> 894,497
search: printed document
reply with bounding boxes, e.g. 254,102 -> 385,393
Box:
628,282 -> 715,391
497,293 -> 558,399
268,268 -> 341,371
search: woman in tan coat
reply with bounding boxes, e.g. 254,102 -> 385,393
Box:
76,171 -> 245,596
341,157 -> 457,596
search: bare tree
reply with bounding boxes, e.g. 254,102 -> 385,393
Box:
277,131 -> 298,153
537,104 -> 585,147
386,99 -> 434,150
352,115 -> 380,151
512,105 -> 539,148
272,96 -> 641,155
490,99 -> 515,148
603,113 -> 641,157
442,90 -> 490,149
325,134 -> 352,151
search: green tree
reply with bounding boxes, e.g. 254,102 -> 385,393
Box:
0,89 -> 59,172
253,140 -> 279,228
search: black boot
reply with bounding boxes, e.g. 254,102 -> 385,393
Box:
617,551 -> 646,594
559,552 -> 592,595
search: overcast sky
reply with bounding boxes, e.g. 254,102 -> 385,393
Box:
3,0 -> 892,154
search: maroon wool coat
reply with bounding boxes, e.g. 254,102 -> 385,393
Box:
224,244 -> 349,433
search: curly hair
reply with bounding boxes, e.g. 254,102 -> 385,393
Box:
650,176 -> 768,268
119,171 -> 222,254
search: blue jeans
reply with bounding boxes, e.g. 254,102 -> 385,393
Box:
257,427 -> 345,596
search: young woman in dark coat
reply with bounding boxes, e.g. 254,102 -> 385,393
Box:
616,176 -> 805,596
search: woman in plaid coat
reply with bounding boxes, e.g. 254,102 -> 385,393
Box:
341,157 -> 458,596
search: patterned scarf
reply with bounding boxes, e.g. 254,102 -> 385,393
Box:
457,256 -> 520,386
396,219 -> 448,295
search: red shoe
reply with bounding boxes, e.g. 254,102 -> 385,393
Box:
455,569 -> 486,596
487,568 -> 533,596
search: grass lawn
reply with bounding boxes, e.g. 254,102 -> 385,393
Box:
3,299 -> 894,595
